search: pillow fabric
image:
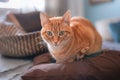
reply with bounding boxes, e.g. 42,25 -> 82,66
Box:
14,11 -> 42,32
95,20 -> 113,41
109,22 -> 120,42
6,12 -> 25,32
22,50 -> 120,80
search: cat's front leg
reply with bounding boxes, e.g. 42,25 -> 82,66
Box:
76,47 -> 90,60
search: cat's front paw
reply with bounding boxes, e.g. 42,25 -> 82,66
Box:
76,54 -> 84,60
81,47 -> 89,53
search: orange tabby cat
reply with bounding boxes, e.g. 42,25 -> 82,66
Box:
40,10 -> 102,63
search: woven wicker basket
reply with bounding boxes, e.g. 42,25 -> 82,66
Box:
0,22 -> 48,57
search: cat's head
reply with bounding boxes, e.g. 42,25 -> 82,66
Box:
40,10 -> 73,46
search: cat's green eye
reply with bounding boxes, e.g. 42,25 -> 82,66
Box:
46,31 -> 53,36
59,31 -> 65,36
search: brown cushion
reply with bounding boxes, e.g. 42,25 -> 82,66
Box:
14,11 -> 42,32
33,53 -> 52,65
22,50 -> 120,80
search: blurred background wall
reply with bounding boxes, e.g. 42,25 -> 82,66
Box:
84,0 -> 120,23
0,0 -> 120,24
45,0 -> 84,17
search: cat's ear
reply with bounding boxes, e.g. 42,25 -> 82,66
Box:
40,12 -> 49,27
63,10 -> 71,25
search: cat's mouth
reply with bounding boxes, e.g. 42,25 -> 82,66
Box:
53,42 -> 59,46
54,43 -> 59,46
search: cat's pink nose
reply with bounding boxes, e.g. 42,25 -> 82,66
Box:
53,37 -> 59,43
54,39 -> 58,43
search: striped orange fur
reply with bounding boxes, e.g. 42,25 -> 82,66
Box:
40,10 -> 102,63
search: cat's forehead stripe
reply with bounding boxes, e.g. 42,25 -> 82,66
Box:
48,17 -> 66,32
49,19 -> 62,27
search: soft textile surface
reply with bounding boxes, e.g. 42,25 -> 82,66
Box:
14,12 -> 42,32
33,52 -> 52,65
95,17 -> 120,41
22,50 -> 120,80
109,22 -> 120,42
102,41 -> 120,51
0,55 -> 32,80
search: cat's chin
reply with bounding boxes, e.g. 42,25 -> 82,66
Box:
53,43 -> 60,46
48,42 -> 59,47
51,42 -> 60,46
